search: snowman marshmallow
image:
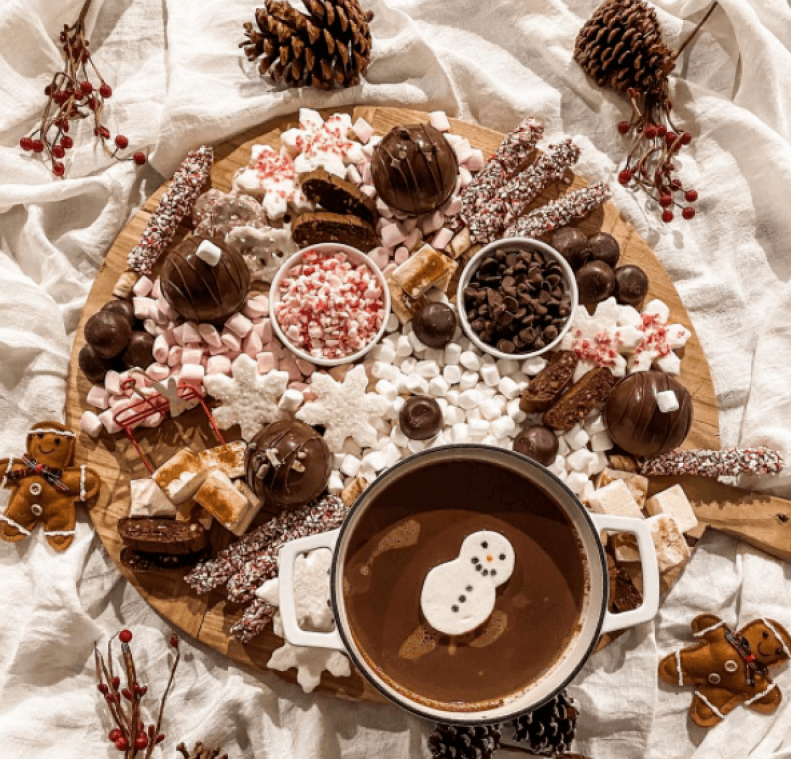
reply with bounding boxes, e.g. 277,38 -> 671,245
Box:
420,530 -> 515,636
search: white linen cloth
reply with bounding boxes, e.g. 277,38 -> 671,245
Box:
1,0 -> 791,757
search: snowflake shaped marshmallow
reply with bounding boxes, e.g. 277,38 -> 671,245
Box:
268,638 -> 351,693
204,354 -> 289,441
621,299 -> 691,374
296,365 -> 390,451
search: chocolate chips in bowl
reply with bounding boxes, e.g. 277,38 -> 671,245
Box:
457,238 -> 579,359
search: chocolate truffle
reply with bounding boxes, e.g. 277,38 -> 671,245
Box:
588,232 -> 621,268
604,371 -> 693,458
399,396 -> 443,440
78,343 -> 113,383
122,332 -> 155,369
576,260 -> 615,305
371,124 -> 458,215
413,302 -> 457,349
513,425 -> 559,466
102,298 -> 136,325
613,265 -> 649,308
550,228 -> 590,271
245,420 -> 331,509
160,236 -> 250,324
84,310 -> 132,358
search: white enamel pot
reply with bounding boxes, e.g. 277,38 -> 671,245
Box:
279,445 -> 660,724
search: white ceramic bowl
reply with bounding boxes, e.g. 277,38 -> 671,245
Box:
269,242 -> 392,368
456,237 -> 579,361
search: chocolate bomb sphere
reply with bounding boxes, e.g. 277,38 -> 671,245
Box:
245,420 -> 331,509
513,425 -> 559,466
550,228 -> 590,271
78,343 -> 113,383
84,310 -> 132,358
613,265 -> 649,308
604,371 -> 693,457
399,396 -> 442,440
102,298 -> 137,325
160,236 -> 250,324
576,260 -> 615,305
122,332 -> 155,369
413,302 -> 457,349
371,124 -> 458,215
588,232 -> 621,268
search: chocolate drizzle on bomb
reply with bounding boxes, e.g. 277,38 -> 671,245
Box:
371,124 -> 459,215
245,420 -> 331,509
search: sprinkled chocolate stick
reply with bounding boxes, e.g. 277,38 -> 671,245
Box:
467,139 -> 581,244
505,182 -> 611,239
640,448 -> 785,478
127,146 -> 213,274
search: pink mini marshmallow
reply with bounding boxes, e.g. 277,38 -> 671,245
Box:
443,133 -> 463,147
295,359 -> 315,377
206,355 -> 232,375
243,330 -> 263,357
466,148 -> 485,172
151,278 -> 161,299
104,370 -> 122,395
460,166 -> 473,188
208,342 -> 230,356
145,363 -> 170,382
394,246 -> 410,264
368,247 -> 390,270
380,220 -> 408,248
376,198 -> 394,219
263,340 -> 285,358
221,331 -> 242,353
404,228 -> 422,250
153,334 -> 169,364
181,348 -> 204,365
86,384 -> 110,409
225,312 -> 253,338
257,352 -> 277,373
179,363 -> 205,385
133,296 -> 156,320
428,111 -> 451,132
352,117 -> 374,143
157,297 -> 177,321
362,162 -> 373,185
143,318 -> 158,336
279,353 -> 302,382
99,409 -> 123,435
452,138 -> 473,164
141,412 -> 164,428
198,323 -> 222,347
182,322 -> 201,345
432,228 -> 454,250
382,262 -> 397,277
132,276 -> 154,298
80,410 -> 103,438
346,164 -> 362,185
167,346 -> 183,367
442,195 -> 462,216
254,319 -> 273,343
360,184 -> 377,198
242,299 -> 268,320
422,210 -> 445,235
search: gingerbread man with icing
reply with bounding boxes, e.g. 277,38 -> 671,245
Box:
0,421 -> 101,551
659,614 -> 791,727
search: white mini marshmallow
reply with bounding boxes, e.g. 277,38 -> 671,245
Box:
656,389 -> 680,413
340,454 -> 361,477
407,438 -> 427,453
566,471 -> 590,495
590,431 -> 614,452
443,365 -> 462,385
328,472 -> 344,494
371,342 -> 397,364
375,379 -> 398,402
372,361 -> 398,382
497,376 -> 521,400
405,374 -> 429,394
444,343 -> 462,366
468,418 -> 490,436
564,424 -> 590,451
444,406 -> 465,426
278,388 -> 304,413
460,351 -> 481,371
506,397 -> 527,424
196,240 -> 223,267
417,360 -> 440,379
480,364 -> 500,387
490,416 -> 516,439
566,448 -> 598,473
479,398 -> 501,421
584,414 -> 607,436
459,371 -> 479,391
451,422 -> 470,443
445,389 -> 460,407
429,376 -> 450,397
395,335 -> 413,357
458,389 -> 482,410
390,426 -> 409,448
521,357 -> 548,376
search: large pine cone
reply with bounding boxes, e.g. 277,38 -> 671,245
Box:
428,724 -> 502,759
574,0 -> 674,96
241,0 -> 374,90
506,691 -> 578,756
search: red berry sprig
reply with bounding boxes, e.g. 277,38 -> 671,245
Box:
616,87 -> 698,224
17,0 -> 147,178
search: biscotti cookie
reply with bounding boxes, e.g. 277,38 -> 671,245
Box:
300,169 -> 378,224
292,212 -> 377,251
543,367 -> 616,431
519,350 -> 578,413
118,516 -> 208,555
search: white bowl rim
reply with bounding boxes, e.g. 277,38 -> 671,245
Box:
456,237 -> 579,361
269,242 -> 392,368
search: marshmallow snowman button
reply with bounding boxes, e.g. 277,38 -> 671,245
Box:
420,530 -> 515,637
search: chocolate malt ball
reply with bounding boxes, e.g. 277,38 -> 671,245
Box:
84,310 -> 132,359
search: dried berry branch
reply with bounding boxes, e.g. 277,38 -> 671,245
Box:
19,0 -> 146,177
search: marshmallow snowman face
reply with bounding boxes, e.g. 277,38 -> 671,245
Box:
420,530 -> 515,636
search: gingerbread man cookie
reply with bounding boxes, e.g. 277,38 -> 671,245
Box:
659,614 -> 791,727
0,421 -> 101,551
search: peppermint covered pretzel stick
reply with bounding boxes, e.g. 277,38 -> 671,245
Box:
640,448 -> 785,478
230,598 -> 277,644
467,139 -> 581,244
226,495 -> 349,603
127,146 -> 213,274
504,182 -> 611,239
184,494 -> 342,594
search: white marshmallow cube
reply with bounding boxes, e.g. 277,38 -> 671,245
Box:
644,484 -> 698,534
587,480 -> 643,519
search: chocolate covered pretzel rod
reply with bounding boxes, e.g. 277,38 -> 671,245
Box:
467,139 -> 581,244
225,494 -> 348,603
230,597 -> 277,643
640,448 -> 785,478
127,146 -> 213,274
505,182 -> 611,239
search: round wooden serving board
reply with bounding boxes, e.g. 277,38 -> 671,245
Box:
67,106 -> 722,703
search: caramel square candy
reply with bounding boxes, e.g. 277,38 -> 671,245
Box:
644,484 -> 698,535
199,440 -> 247,480
391,245 -> 457,300
195,470 -> 260,536
648,514 -> 691,589
596,468 -> 649,509
587,480 -> 643,519
387,277 -> 428,325
153,449 -> 209,505
129,478 -> 176,518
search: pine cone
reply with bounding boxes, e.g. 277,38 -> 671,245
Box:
507,691 -> 578,756
428,724 -> 502,759
574,0 -> 674,96
241,0 -> 374,90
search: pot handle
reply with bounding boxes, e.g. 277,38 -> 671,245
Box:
590,513 -> 660,634
278,529 -> 346,651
